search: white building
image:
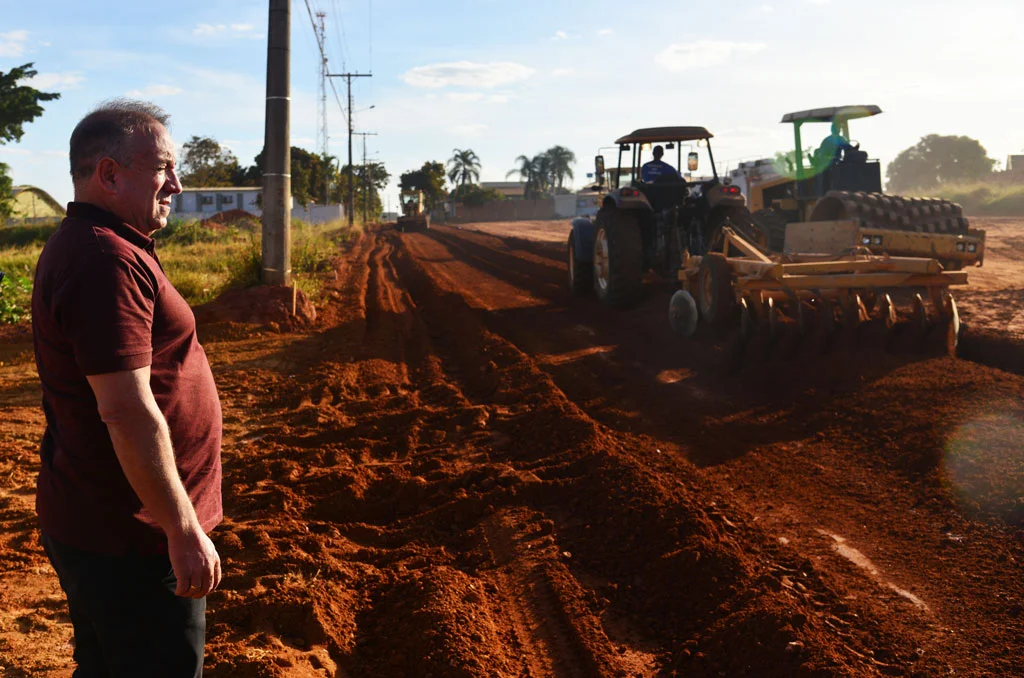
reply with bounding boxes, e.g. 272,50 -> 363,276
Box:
171,187 -> 265,219
171,187 -> 344,224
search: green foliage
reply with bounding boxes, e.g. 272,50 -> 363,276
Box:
901,180 -> 1024,216
0,63 -> 60,145
0,63 -> 61,214
0,162 -> 14,218
0,217 -> 346,323
447,148 -> 481,187
400,161 -> 447,210
0,222 -> 60,247
0,272 -> 32,324
155,218 -> 234,245
451,183 -> 505,207
180,136 -> 243,188
336,161 -> 390,219
887,134 -> 996,193
506,145 -> 577,198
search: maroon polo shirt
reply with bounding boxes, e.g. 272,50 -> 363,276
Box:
32,202 -> 222,555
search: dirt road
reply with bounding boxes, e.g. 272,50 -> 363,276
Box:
2,218 -> 1023,676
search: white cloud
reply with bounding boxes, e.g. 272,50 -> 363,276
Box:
0,30 -> 30,57
449,123 -> 488,137
656,40 -> 766,72
25,72 -> 85,90
125,84 -> 183,98
488,94 -> 511,104
192,23 -> 261,39
807,0 -> 832,4
551,68 -> 575,78
401,61 -> 535,89
446,92 -> 485,103
553,30 -> 568,40
597,28 -> 614,37
759,4 -> 776,12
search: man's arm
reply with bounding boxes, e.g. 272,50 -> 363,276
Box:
87,367 -> 221,598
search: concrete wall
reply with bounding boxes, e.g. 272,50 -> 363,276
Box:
292,204 -> 344,224
447,198 -> 556,223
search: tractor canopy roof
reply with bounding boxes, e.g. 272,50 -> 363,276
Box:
780,105 -> 882,124
614,126 -> 713,144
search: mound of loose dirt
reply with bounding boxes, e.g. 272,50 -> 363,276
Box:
193,285 -> 316,329
201,209 -> 259,229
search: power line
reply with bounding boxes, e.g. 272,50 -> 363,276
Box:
327,72 -> 372,227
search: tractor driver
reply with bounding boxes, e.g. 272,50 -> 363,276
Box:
815,121 -> 853,169
641,145 -> 681,183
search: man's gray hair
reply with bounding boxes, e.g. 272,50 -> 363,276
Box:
69,99 -> 170,182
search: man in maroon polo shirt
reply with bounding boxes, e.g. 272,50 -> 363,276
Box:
32,99 -> 222,677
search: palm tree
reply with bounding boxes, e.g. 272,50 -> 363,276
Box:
447,148 -> 481,187
535,152 -> 556,195
546,145 -> 576,190
507,154 -> 540,199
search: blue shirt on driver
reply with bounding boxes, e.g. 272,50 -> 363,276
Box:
641,159 -> 680,182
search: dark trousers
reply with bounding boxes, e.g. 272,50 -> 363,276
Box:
41,533 -> 206,678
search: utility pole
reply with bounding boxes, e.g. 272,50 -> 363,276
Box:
315,11 -> 329,204
262,0 -> 290,286
354,131 -> 377,223
327,71 -> 371,226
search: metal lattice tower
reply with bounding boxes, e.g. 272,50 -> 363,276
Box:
315,11 -> 329,203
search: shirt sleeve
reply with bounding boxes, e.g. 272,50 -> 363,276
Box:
56,252 -> 156,375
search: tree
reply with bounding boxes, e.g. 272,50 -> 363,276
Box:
507,154 -> 540,198
447,148 -> 481,187
0,63 -> 60,216
336,161 -> 390,218
887,134 -> 996,192
546,145 -> 576,190
451,183 -> 505,207
0,63 -> 60,144
180,136 -> 242,188
400,161 -> 447,210
0,163 -> 13,218
249,146 -> 335,205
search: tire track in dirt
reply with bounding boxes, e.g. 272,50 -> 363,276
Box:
480,512 -> 596,678
401,224 -> 1024,676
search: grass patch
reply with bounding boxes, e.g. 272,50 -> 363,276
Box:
0,216 -> 357,324
901,180 -> 1024,216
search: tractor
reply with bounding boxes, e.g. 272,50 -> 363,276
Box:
397,189 -> 430,233
567,127 -> 765,307
747,105 -> 984,270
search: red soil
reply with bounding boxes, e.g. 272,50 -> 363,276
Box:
1,218 -> 1023,676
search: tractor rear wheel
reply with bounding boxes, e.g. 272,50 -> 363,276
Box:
567,231 -> 593,296
697,252 -> 736,330
592,208 -> 644,307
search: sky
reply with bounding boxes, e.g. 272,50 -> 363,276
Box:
1,0 -> 1022,212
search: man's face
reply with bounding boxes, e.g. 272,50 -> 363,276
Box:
116,123 -> 182,235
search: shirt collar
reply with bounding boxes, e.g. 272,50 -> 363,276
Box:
66,202 -> 155,253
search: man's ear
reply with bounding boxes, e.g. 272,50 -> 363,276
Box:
95,157 -> 119,194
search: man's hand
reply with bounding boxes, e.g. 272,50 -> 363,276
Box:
168,529 -> 221,598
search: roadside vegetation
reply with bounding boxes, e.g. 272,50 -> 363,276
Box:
0,216 -> 353,325
901,180 -> 1024,216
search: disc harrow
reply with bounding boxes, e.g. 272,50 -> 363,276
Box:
669,225 -> 969,363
